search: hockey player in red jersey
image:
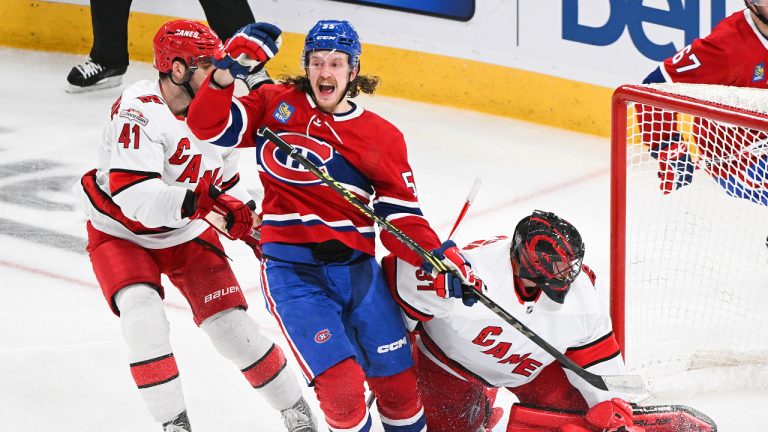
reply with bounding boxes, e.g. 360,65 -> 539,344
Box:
383,211 -> 716,432
639,0 -> 768,205
187,19 -> 483,432
77,20 -> 316,432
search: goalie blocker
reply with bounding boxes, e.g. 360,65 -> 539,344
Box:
506,401 -> 717,432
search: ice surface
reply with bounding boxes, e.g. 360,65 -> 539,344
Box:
0,47 -> 764,431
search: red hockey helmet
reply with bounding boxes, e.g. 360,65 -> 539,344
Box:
512,210 -> 585,303
153,20 -> 223,73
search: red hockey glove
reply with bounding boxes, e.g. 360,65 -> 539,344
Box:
190,176 -> 253,239
241,223 -> 262,260
649,134 -> 694,194
423,240 -> 485,307
213,22 -> 282,80
585,398 -> 643,432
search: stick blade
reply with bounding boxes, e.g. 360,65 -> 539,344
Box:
603,374 -> 647,394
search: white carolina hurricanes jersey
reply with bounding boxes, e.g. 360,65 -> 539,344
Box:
382,236 -> 626,407
78,80 -> 251,249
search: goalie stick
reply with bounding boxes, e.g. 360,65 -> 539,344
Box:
257,126 -> 646,394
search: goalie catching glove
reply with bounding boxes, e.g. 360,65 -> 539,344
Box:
213,22 -> 282,80
183,176 -> 253,239
423,240 -> 486,307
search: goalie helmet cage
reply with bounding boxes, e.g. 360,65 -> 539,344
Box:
610,83 -> 768,385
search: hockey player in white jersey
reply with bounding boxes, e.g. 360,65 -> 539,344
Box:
383,211 -> 714,432
77,19 -> 317,432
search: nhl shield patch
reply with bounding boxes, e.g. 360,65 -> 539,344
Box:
273,102 -> 295,124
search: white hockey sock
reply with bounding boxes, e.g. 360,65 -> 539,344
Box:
115,284 -> 185,424
201,308 -> 302,410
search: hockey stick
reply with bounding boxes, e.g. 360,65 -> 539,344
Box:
447,177 -> 481,241
257,126 -> 646,394
367,179 -> 481,411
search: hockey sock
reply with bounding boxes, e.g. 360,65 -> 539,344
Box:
115,284 -> 185,424
200,308 -> 302,410
367,368 -> 426,432
314,358 -> 370,431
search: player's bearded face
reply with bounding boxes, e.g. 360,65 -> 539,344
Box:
189,58 -> 214,93
306,51 -> 357,113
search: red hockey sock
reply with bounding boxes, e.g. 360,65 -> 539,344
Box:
367,367 -> 423,422
314,358 -> 368,430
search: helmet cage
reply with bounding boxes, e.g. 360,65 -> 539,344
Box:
513,211 -> 585,303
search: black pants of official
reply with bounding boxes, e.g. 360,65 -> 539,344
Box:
89,0 -> 256,68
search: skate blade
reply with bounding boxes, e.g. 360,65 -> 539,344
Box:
65,76 -> 123,93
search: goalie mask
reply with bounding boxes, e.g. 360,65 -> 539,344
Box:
511,210 -> 585,304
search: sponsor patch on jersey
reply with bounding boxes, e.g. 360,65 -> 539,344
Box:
119,108 -> 149,126
753,63 -> 765,82
314,329 -> 332,343
273,102 -> 295,124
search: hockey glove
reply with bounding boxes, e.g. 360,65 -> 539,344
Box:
241,223 -> 263,260
649,134 -> 694,194
584,398 -> 642,432
423,240 -> 485,307
190,176 -> 253,239
213,22 -> 282,80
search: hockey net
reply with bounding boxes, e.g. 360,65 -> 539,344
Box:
611,83 -> 768,393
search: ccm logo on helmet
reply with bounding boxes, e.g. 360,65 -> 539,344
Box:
377,336 -> 407,353
174,30 -> 199,38
315,35 -> 337,40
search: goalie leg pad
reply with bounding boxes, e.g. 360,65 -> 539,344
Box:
505,403 -> 718,432
508,361 -> 588,412
416,347 -> 488,432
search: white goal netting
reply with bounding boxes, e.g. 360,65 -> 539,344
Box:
614,83 -> 768,392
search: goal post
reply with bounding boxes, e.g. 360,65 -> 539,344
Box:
610,83 -> 768,385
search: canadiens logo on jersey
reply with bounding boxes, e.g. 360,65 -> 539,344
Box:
260,132 -> 334,184
119,108 -> 149,126
753,63 -> 765,82
273,102 -> 295,124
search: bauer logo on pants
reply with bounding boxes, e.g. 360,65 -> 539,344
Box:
204,286 -> 240,303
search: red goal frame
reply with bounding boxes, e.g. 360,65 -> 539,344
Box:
609,84 -> 768,355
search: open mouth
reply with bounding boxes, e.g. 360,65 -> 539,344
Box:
318,83 -> 336,95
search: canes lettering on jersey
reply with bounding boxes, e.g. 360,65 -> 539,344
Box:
384,237 -> 624,399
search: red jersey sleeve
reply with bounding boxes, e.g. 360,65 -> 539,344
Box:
187,73 -> 277,148
370,126 -> 441,267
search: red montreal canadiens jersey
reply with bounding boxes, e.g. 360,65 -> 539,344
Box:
187,80 -> 441,265
78,80 -> 251,249
661,10 -> 768,86
382,237 -> 626,407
